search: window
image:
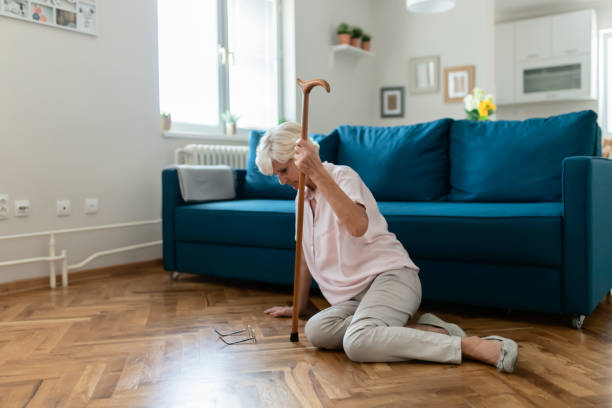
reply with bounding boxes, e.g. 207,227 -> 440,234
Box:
157,0 -> 282,135
601,29 -> 612,139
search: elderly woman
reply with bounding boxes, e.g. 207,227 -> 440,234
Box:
256,122 -> 518,373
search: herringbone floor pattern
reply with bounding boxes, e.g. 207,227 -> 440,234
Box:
0,262 -> 610,407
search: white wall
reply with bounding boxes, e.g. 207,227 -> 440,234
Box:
0,0 -> 193,284
292,0 -> 377,134
291,0 -> 496,131
370,0 -> 495,125
495,4 -> 612,120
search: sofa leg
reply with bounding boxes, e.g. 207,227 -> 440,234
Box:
570,314 -> 585,330
169,271 -> 180,281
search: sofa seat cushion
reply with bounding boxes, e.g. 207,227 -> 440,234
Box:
176,199 -> 562,267
175,200 -> 295,249
449,110 -> 601,202
379,202 -> 562,266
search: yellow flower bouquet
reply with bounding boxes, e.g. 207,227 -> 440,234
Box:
464,88 -> 496,121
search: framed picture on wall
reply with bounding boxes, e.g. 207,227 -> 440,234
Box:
380,87 -> 404,118
2,0 -> 29,18
55,7 -> 76,28
31,2 -> 53,24
409,56 -> 440,94
0,0 -> 96,35
444,65 -> 475,103
77,2 -> 95,34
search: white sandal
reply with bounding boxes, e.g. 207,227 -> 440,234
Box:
482,335 -> 519,373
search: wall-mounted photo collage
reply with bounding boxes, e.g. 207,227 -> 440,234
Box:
1,0 -> 96,36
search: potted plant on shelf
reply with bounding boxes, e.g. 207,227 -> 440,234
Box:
222,111 -> 239,136
361,33 -> 372,51
337,22 -> 351,45
161,112 -> 171,131
350,26 -> 363,47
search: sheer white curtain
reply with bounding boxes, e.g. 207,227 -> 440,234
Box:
228,0 -> 279,129
157,0 -> 280,132
158,0 -> 219,126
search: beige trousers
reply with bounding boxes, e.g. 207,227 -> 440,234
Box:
305,267 -> 462,364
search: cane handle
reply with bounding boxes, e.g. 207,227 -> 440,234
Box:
297,78 -> 331,95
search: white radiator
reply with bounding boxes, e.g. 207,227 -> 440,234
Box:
175,144 -> 249,168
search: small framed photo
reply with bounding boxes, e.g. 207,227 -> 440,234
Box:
380,87 -> 404,118
31,2 -> 53,23
409,56 -> 439,94
56,7 -> 76,28
3,0 -> 29,18
77,2 -> 95,34
444,65 -> 475,103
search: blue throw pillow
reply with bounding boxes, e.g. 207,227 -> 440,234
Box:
335,119 -> 453,201
449,110 -> 601,202
244,129 -> 339,199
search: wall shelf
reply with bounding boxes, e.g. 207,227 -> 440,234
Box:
330,44 -> 374,57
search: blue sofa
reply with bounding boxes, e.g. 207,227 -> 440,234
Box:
162,110 -> 612,328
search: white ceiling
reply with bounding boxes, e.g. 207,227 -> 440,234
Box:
495,0 -> 610,22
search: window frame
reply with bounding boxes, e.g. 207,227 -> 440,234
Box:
160,0 -> 284,138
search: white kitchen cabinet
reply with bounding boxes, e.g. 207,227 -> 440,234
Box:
552,10 -> 594,57
516,16 -> 552,61
495,9 -> 597,105
495,23 -> 515,105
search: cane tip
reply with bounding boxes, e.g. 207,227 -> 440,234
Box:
290,332 -> 299,342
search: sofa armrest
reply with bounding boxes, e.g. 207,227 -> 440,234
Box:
234,168 -> 246,199
162,168 -> 185,271
162,167 -> 246,270
562,156 -> 612,315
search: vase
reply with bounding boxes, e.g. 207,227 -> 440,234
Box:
338,34 -> 350,45
226,122 -> 236,136
361,41 -> 371,51
161,116 -> 171,131
350,37 -> 360,47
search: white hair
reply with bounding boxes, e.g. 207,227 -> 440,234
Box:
255,122 -> 320,175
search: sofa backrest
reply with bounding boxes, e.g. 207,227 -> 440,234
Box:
449,110 -> 601,202
243,130 -> 339,199
243,110 -> 600,203
335,119 -> 453,201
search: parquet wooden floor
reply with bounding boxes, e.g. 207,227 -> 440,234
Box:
0,262 -> 610,407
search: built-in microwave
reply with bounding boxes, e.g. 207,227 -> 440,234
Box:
514,55 -> 596,103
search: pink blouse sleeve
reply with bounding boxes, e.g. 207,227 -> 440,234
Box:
335,166 -> 367,208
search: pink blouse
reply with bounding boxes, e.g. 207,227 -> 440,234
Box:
296,162 -> 419,305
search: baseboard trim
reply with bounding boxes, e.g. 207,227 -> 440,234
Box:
0,259 -> 163,296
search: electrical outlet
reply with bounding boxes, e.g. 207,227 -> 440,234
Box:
85,198 -> 99,214
57,200 -> 71,216
15,200 -> 31,217
0,194 -> 8,219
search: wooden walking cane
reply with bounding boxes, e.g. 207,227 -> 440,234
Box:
291,78 -> 330,342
